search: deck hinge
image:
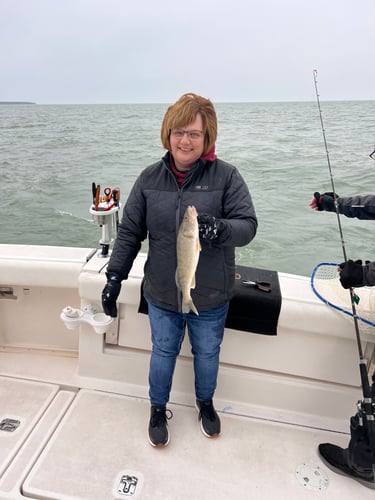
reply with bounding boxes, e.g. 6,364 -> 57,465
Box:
0,418 -> 21,432
105,315 -> 119,344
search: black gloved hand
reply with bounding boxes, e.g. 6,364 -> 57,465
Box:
197,214 -> 219,240
338,259 -> 364,289
101,272 -> 122,317
313,192 -> 338,212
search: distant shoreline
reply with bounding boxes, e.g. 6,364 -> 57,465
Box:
0,101 -> 36,105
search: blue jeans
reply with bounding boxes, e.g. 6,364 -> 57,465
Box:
146,299 -> 229,406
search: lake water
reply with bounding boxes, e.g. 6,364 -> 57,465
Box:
1,100 -> 375,277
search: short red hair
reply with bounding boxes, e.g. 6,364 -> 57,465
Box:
160,93 -> 217,155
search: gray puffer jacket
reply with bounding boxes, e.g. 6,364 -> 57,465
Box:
107,153 -> 258,312
336,194 -> 375,220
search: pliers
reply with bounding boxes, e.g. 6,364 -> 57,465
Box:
242,280 -> 271,293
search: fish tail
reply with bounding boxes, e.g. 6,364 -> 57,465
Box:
182,298 -> 199,316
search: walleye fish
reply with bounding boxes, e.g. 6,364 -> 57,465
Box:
176,205 -> 201,315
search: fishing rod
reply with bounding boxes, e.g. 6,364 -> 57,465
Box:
313,69 -> 364,359
313,69 -> 375,473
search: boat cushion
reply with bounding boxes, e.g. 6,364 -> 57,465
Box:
225,266 -> 281,335
138,265 -> 281,335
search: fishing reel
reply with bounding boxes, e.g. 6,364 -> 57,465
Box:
356,398 -> 375,427
90,183 -> 121,258
352,370 -> 375,470
356,371 -> 375,420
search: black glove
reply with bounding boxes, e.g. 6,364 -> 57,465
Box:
197,214 -> 220,240
339,259 -> 364,289
313,191 -> 338,212
101,272 -> 122,317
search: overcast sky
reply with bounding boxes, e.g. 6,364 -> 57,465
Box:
1,0 -> 374,104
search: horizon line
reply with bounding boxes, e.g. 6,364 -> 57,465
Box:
1,97 -> 374,106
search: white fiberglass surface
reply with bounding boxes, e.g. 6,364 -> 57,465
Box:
0,377 -> 59,478
21,390 -> 374,500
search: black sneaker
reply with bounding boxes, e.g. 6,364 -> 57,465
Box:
148,405 -> 173,447
318,443 -> 375,489
196,399 -> 221,437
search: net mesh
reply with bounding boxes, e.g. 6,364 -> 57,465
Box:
311,263 -> 375,335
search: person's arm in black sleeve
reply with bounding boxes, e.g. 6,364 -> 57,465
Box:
101,177 -> 147,317
198,167 -> 257,246
310,192 -> 375,220
338,195 -> 375,220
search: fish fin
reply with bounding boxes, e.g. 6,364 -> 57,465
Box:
191,302 -> 199,315
196,239 -> 201,252
182,299 -> 199,316
191,275 -> 196,289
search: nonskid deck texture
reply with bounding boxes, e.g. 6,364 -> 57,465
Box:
0,376 -> 374,500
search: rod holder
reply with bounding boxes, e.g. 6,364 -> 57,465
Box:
90,204 -> 121,258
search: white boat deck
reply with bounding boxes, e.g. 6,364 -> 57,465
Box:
1,245 -> 375,499
0,349 -> 374,500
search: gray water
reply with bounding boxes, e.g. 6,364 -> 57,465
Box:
1,101 -> 375,277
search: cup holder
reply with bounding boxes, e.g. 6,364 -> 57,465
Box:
60,306 -> 113,334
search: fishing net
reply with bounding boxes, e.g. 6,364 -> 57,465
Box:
311,262 -> 375,335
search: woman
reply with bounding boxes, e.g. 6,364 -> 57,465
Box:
102,93 -> 257,447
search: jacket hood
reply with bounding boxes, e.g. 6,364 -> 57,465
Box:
201,145 -> 217,162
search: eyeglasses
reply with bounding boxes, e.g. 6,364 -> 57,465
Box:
170,129 -> 204,141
